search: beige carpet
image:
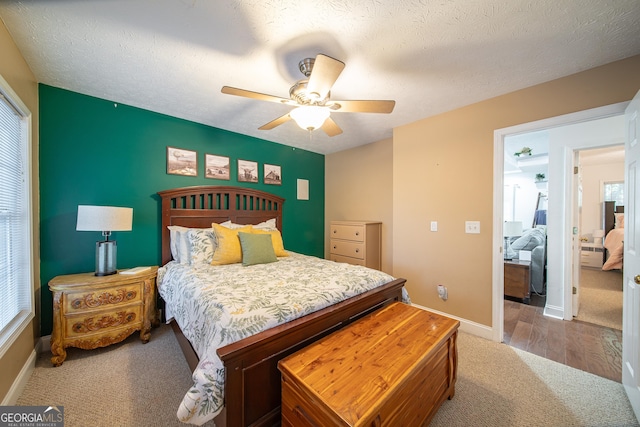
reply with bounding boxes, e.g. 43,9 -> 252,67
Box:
16,324 -> 638,427
17,325 -> 214,426
576,268 -> 623,330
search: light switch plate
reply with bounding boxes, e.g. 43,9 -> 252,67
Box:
465,221 -> 480,234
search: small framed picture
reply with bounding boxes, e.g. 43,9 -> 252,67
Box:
167,147 -> 197,176
264,164 -> 281,185
238,159 -> 258,183
205,154 -> 230,180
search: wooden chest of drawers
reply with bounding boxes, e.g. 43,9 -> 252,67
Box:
329,220 -> 381,270
49,267 -> 158,366
278,302 -> 459,427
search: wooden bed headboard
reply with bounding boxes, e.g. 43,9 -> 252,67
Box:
157,186 -> 285,265
603,200 -> 625,236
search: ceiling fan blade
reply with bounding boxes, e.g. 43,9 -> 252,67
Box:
307,54 -> 345,100
321,117 -> 343,137
328,99 -> 396,114
221,86 -> 293,105
259,113 -> 292,130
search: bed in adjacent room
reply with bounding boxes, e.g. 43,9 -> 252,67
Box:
155,186 -> 410,426
602,201 -> 624,271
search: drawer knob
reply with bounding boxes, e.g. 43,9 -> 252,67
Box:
355,249 -> 360,253
333,229 -> 337,234
355,232 -> 360,236
333,245 -> 337,250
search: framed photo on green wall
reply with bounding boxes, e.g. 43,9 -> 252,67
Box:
264,164 -> 281,185
238,159 -> 258,183
167,146 -> 197,176
205,154 -> 230,180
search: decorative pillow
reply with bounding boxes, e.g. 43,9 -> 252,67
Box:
168,225 -> 191,264
251,228 -> 288,257
511,228 -> 545,252
188,228 -> 216,265
210,223 -> 253,265
615,213 -> 625,229
238,232 -> 278,266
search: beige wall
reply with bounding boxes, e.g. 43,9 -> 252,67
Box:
325,138 -> 393,274
0,20 -> 40,402
394,55 -> 640,326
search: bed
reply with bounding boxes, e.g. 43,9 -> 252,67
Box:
602,201 -> 624,271
156,185 -> 408,426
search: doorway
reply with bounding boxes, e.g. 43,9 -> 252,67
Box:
574,146 -> 625,331
502,143 -> 625,326
492,102 -> 629,343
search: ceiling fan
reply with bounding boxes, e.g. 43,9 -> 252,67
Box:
221,54 -> 395,137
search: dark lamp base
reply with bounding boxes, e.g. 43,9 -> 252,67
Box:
95,240 -> 118,276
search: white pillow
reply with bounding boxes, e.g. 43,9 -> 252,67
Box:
219,220 -> 244,229
167,225 -> 191,264
221,218 -> 277,231
254,218 -> 277,231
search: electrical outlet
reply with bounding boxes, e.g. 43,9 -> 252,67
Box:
430,221 -> 438,232
437,284 -> 448,301
465,221 -> 480,234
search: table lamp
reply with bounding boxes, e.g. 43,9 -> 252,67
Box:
593,229 -> 605,245
503,221 -> 523,260
76,205 -> 133,276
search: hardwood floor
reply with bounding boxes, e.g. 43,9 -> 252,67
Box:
504,294 -> 622,382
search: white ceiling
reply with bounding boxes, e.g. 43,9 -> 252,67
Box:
1,1 -> 639,155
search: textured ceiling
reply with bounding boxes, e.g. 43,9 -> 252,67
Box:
1,0 -> 639,154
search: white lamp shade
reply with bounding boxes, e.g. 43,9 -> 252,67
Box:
593,229 -> 605,238
289,106 -> 330,131
503,221 -> 523,237
76,205 -> 133,232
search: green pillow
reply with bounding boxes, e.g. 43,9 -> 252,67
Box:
238,232 -> 278,266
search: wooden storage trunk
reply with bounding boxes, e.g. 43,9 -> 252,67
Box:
278,302 -> 459,426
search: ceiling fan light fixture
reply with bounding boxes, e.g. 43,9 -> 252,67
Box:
289,106 -> 330,131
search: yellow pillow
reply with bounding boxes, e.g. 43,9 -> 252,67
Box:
211,223 -> 253,265
251,228 -> 288,257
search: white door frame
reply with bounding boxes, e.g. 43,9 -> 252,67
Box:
492,102 -> 628,342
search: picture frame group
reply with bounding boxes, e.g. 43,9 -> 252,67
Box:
166,146 -> 281,185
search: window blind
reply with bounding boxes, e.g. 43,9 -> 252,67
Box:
0,78 -> 33,356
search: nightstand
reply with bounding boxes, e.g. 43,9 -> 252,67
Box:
504,259 -> 531,304
49,266 -> 158,366
581,242 -> 605,268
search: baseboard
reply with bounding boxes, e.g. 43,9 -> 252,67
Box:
1,349 -> 36,405
411,303 -> 495,341
543,304 -> 565,320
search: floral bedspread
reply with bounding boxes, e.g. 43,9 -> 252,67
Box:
157,252 -> 408,425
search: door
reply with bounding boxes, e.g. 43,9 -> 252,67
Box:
572,152 -> 582,317
623,90 -> 640,418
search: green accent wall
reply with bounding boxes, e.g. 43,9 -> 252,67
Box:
39,84 -> 325,336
